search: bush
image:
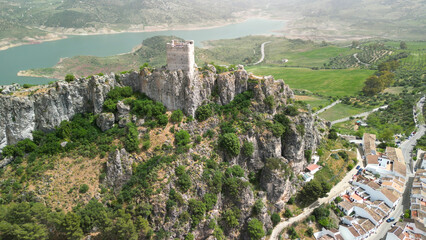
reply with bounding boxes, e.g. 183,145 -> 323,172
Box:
242,141 -> 254,157
188,199 -> 206,228
203,193 -> 217,210
65,74 -> 75,82
79,184 -> 89,193
264,95 -> 275,108
285,105 -> 299,116
170,110 -> 183,123
247,218 -> 265,240
219,133 -> 240,157
157,114 -> 168,126
271,213 -> 280,226
195,104 -> 213,122
176,165 -> 191,192
252,199 -> 264,215
222,209 -> 240,228
283,208 -> 293,218
124,123 -> 140,152
175,130 -> 191,147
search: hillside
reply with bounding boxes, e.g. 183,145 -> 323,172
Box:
0,66 -> 335,239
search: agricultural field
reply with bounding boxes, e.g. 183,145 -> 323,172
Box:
318,103 -> 372,121
294,95 -> 332,111
246,66 -> 374,97
399,51 -> 426,71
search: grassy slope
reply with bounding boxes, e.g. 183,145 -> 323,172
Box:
246,67 -> 374,97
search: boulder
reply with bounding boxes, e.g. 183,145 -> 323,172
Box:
97,112 -> 115,132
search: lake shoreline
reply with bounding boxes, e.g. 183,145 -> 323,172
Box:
0,15 -> 285,52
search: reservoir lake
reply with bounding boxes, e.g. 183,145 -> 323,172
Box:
0,18 -> 285,85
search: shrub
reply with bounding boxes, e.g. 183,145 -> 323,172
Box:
195,104 -> 213,122
65,74 -> 75,82
247,218 -> 265,240
79,184 -> 89,193
222,209 -> 240,228
242,141 -> 254,156
188,199 -> 206,228
170,110 -> 183,123
124,123 -> 140,152
285,105 -> 299,116
157,114 -> 168,126
252,199 -> 264,215
305,150 -> 312,162
264,95 -> 275,108
271,213 -> 280,226
283,208 -> 293,218
184,233 -> 194,240
203,193 -> 217,210
176,165 -> 191,192
219,133 -> 240,156
175,130 -> 191,147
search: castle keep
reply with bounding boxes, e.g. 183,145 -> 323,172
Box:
166,40 -> 195,72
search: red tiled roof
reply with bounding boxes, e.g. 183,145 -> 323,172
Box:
306,164 -> 320,172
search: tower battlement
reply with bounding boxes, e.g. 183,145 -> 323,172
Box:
166,40 -> 195,72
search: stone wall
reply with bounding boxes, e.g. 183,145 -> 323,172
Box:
166,40 -> 195,72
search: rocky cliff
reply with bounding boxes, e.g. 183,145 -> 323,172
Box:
0,66 -> 293,149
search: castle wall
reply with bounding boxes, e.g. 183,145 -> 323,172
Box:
166,40 -> 195,72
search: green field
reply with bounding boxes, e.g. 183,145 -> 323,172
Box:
246,67 -> 374,97
383,41 -> 426,50
318,103 -> 372,121
294,95 -> 331,111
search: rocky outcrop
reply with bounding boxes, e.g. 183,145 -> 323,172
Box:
0,75 -> 118,149
105,148 -> 133,191
96,112 -> 115,132
0,67 -> 294,150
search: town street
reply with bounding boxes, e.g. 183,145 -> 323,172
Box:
365,95 -> 424,240
270,149 -> 364,239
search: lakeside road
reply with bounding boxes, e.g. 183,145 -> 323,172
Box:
270,149 -> 364,239
253,41 -> 271,65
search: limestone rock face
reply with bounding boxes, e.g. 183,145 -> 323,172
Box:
105,148 -> 133,191
96,112 -> 115,132
0,75 -> 117,150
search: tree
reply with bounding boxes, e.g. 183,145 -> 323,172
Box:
297,180 -> 330,205
188,199 -> 206,228
247,218 -> 265,240
400,41 -> 407,49
252,199 -> 264,215
125,123 -> 140,152
170,110 -> 183,123
219,133 -> 240,157
175,130 -> 191,147
271,213 -> 280,226
79,184 -> 89,193
363,75 -> 384,96
62,212 -> 84,240
283,208 -> 293,218
195,104 -> 213,121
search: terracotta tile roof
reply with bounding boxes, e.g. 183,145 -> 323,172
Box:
363,133 -> 377,155
367,181 -> 381,190
348,226 -> 360,237
338,201 -> 354,211
381,188 -> 399,203
386,147 -> 405,163
306,164 -> 320,172
393,161 -> 407,177
350,193 -> 363,201
367,154 -> 379,165
359,218 -> 376,232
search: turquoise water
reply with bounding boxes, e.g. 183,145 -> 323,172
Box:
0,19 -> 285,85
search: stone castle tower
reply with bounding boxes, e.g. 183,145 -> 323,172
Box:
166,40 -> 195,73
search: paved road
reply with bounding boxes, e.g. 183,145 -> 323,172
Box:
366,96 -> 424,240
270,149 -> 364,239
330,105 -> 388,125
253,41 -> 271,65
314,100 -> 341,116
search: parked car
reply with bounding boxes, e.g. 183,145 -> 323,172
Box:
356,165 -> 361,170
386,217 -> 395,223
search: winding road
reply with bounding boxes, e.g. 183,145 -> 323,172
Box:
253,41 -> 271,65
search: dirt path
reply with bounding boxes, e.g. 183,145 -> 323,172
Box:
253,41 -> 271,65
